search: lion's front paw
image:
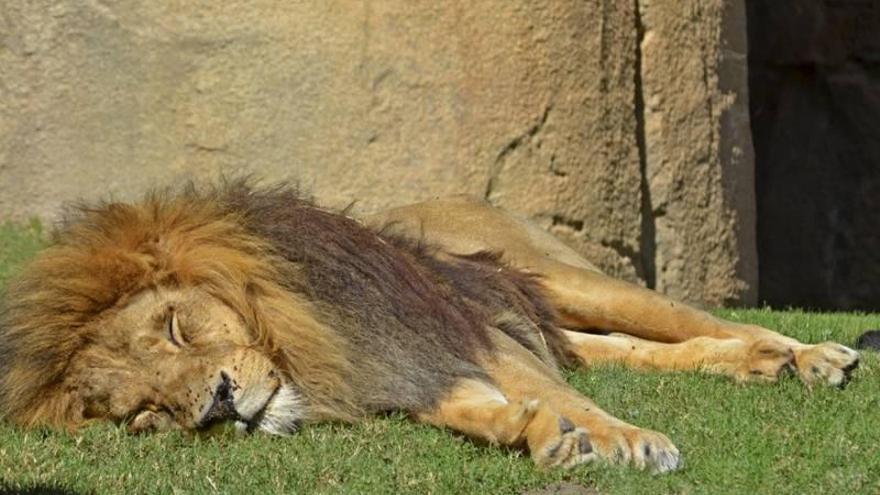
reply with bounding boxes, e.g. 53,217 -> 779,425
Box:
589,423 -> 681,474
531,416 -> 597,469
794,342 -> 860,388
127,409 -> 178,434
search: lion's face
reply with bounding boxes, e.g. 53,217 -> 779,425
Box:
65,287 -> 303,435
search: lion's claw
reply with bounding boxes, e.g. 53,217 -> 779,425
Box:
536,423 -> 597,469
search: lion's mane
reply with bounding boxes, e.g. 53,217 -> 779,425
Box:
0,182 -> 570,427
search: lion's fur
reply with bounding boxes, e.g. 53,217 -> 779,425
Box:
0,182 -> 572,429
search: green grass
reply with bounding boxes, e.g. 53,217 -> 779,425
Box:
0,219 -> 45,288
1,224 -> 878,494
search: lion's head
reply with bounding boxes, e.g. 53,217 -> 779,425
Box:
0,187 -> 356,433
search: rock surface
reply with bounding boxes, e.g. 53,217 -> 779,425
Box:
0,0 -> 755,306
639,0 -> 757,305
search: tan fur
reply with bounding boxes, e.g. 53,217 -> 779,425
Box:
415,330 -> 678,471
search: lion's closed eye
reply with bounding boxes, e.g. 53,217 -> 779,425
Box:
167,309 -> 186,347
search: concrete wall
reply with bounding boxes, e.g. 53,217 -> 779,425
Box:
0,0 -> 756,307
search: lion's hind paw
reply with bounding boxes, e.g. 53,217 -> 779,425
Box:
795,342 -> 860,388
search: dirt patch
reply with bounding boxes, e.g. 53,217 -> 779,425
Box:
521,481 -> 600,495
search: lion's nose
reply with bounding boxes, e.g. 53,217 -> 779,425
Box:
199,371 -> 242,426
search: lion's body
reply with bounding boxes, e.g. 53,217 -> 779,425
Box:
221,186 -> 569,414
0,183 -> 861,472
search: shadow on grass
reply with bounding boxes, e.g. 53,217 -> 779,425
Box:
0,483 -> 85,495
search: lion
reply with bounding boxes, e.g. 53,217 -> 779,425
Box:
0,182 -> 860,473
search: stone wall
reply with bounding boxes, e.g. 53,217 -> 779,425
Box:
639,0 -> 756,305
0,0 -> 756,307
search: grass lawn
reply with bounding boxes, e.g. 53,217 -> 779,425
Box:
0,222 -> 878,494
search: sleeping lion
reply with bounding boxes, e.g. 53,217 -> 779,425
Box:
0,182 -> 860,473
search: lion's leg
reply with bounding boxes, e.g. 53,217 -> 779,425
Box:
542,266 -> 859,387
363,196 -> 777,343
563,330 -> 800,383
414,379 -> 597,469
469,331 -> 681,472
365,196 -> 860,387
